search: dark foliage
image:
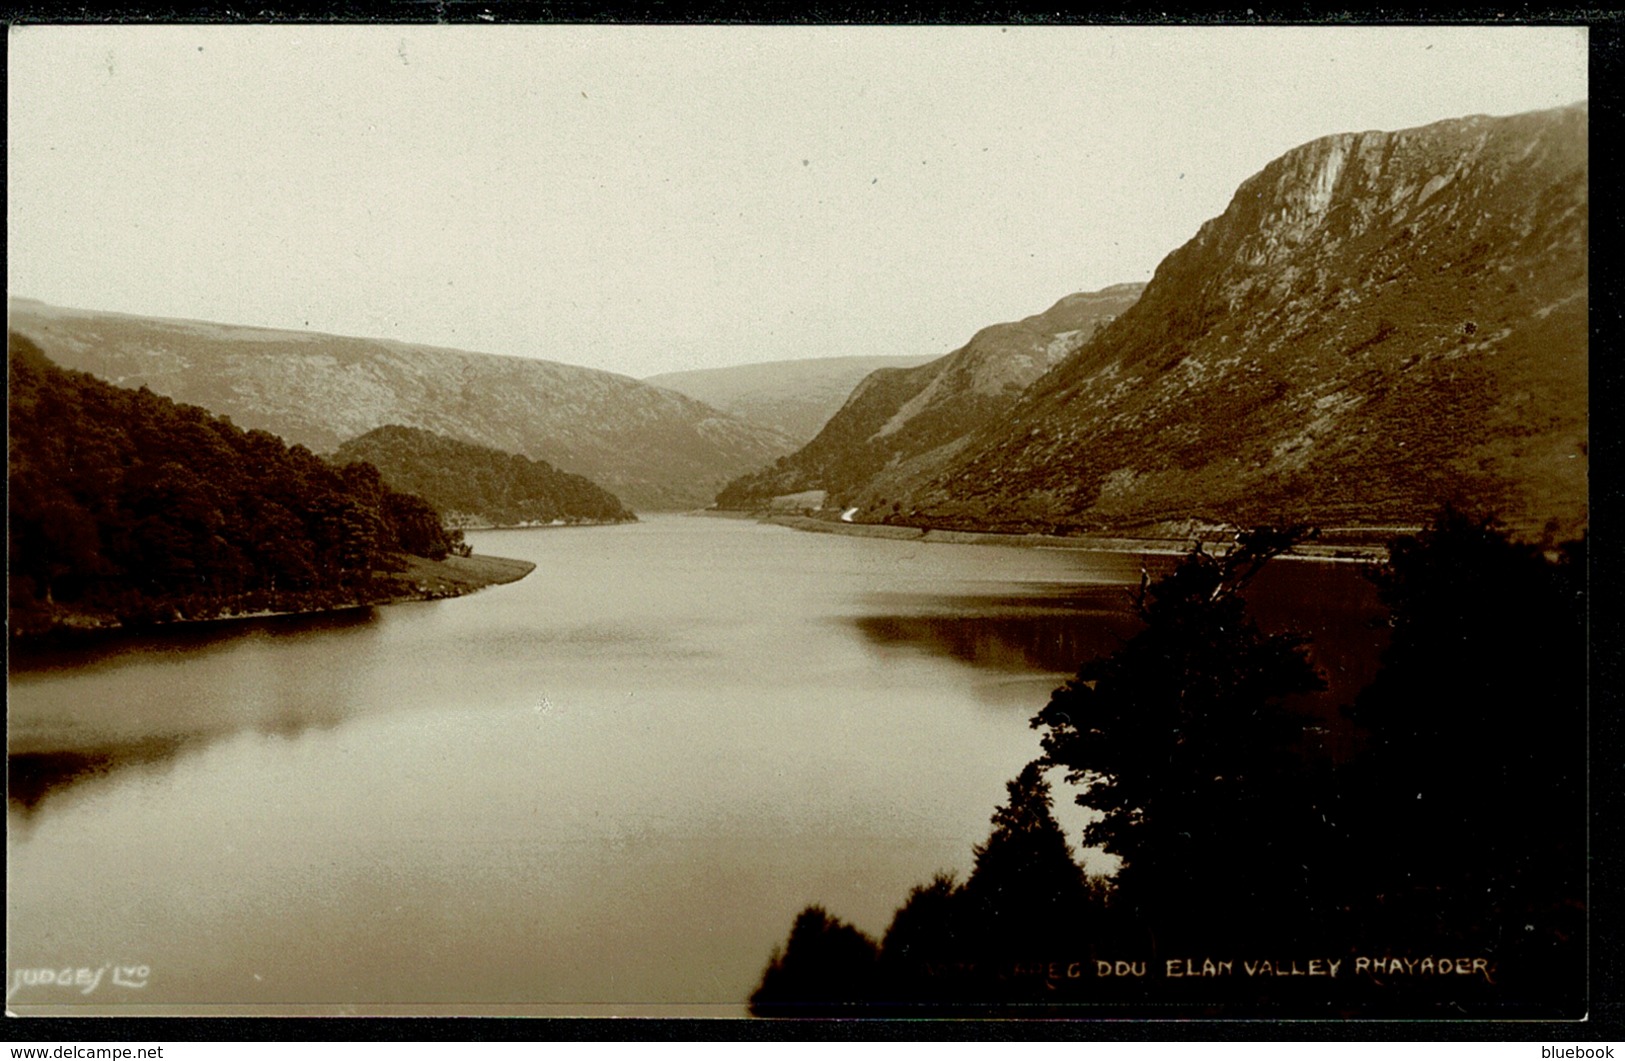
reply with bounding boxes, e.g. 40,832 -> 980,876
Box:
334,425 -> 636,527
754,762 -> 1105,1013
9,336 -> 462,636
959,762 -> 1100,956
748,906 -> 880,1017
882,762 -> 1108,1007
1337,509 -> 1586,1010
876,873 -> 966,989
1031,527 -> 1330,946
750,511 -> 1585,1017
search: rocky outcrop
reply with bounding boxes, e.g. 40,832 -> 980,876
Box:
877,104 -> 1587,538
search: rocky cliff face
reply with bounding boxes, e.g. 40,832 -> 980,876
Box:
8,301 -> 797,511
715,283 -> 1144,509
878,104 -> 1587,538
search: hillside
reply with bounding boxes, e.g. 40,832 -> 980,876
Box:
646,354 -> 937,444
714,283 -> 1144,509
6,300 -> 797,511
8,336 -> 475,638
866,104 -> 1587,539
334,425 -> 636,528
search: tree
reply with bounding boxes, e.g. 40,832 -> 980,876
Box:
1031,528 -> 1328,947
878,873 -> 965,993
870,765 -> 1105,1007
960,761 -> 1097,954
748,906 -> 879,1016
384,490 -> 458,560
1339,510 -> 1585,1006
8,336 -> 466,635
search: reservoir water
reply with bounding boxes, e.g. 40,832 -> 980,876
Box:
6,515 -> 1384,1015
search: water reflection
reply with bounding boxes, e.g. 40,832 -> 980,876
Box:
6,517 -> 1401,1013
7,707 -> 354,815
851,559 -> 1389,761
8,608 -> 381,812
8,739 -> 192,812
854,588 -> 1145,677
7,606 -> 381,675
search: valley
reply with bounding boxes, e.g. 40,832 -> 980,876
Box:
8,299 -> 796,512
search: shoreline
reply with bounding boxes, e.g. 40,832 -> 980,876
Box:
450,518 -> 638,532
9,552 -> 536,646
710,511 -> 1390,564
383,551 -> 538,600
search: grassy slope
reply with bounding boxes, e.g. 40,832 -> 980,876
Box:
390,553 -> 537,598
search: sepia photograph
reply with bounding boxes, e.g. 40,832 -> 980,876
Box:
5,22 -> 1590,1022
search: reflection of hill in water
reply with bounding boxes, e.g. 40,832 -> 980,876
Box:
8,705 -> 354,816
7,712 -> 352,818
9,740 -> 191,812
8,606 -> 380,675
8,608 -> 378,814
854,565 -> 1389,762
855,593 -> 1144,676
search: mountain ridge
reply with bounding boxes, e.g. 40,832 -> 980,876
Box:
646,353 -> 938,444
861,104 -> 1587,538
7,299 -> 797,511
714,282 -> 1145,509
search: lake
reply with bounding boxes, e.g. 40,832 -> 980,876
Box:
5,514 -> 1385,1015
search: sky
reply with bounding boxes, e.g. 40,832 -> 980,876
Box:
7,25 -> 1589,380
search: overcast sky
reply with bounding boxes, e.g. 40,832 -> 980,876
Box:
8,25 -> 1588,379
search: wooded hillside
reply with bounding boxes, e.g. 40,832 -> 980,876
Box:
9,334 -> 463,637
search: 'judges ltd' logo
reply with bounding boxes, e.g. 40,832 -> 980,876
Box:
6,963 -> 150,1000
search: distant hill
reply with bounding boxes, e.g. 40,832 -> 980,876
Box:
872,104 -> 1587,539
646,355 -> 937,444
8,336 -> 464,637
715,284 -> 1144,509
334,425 -> 636,528
6,301 -> 798,511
